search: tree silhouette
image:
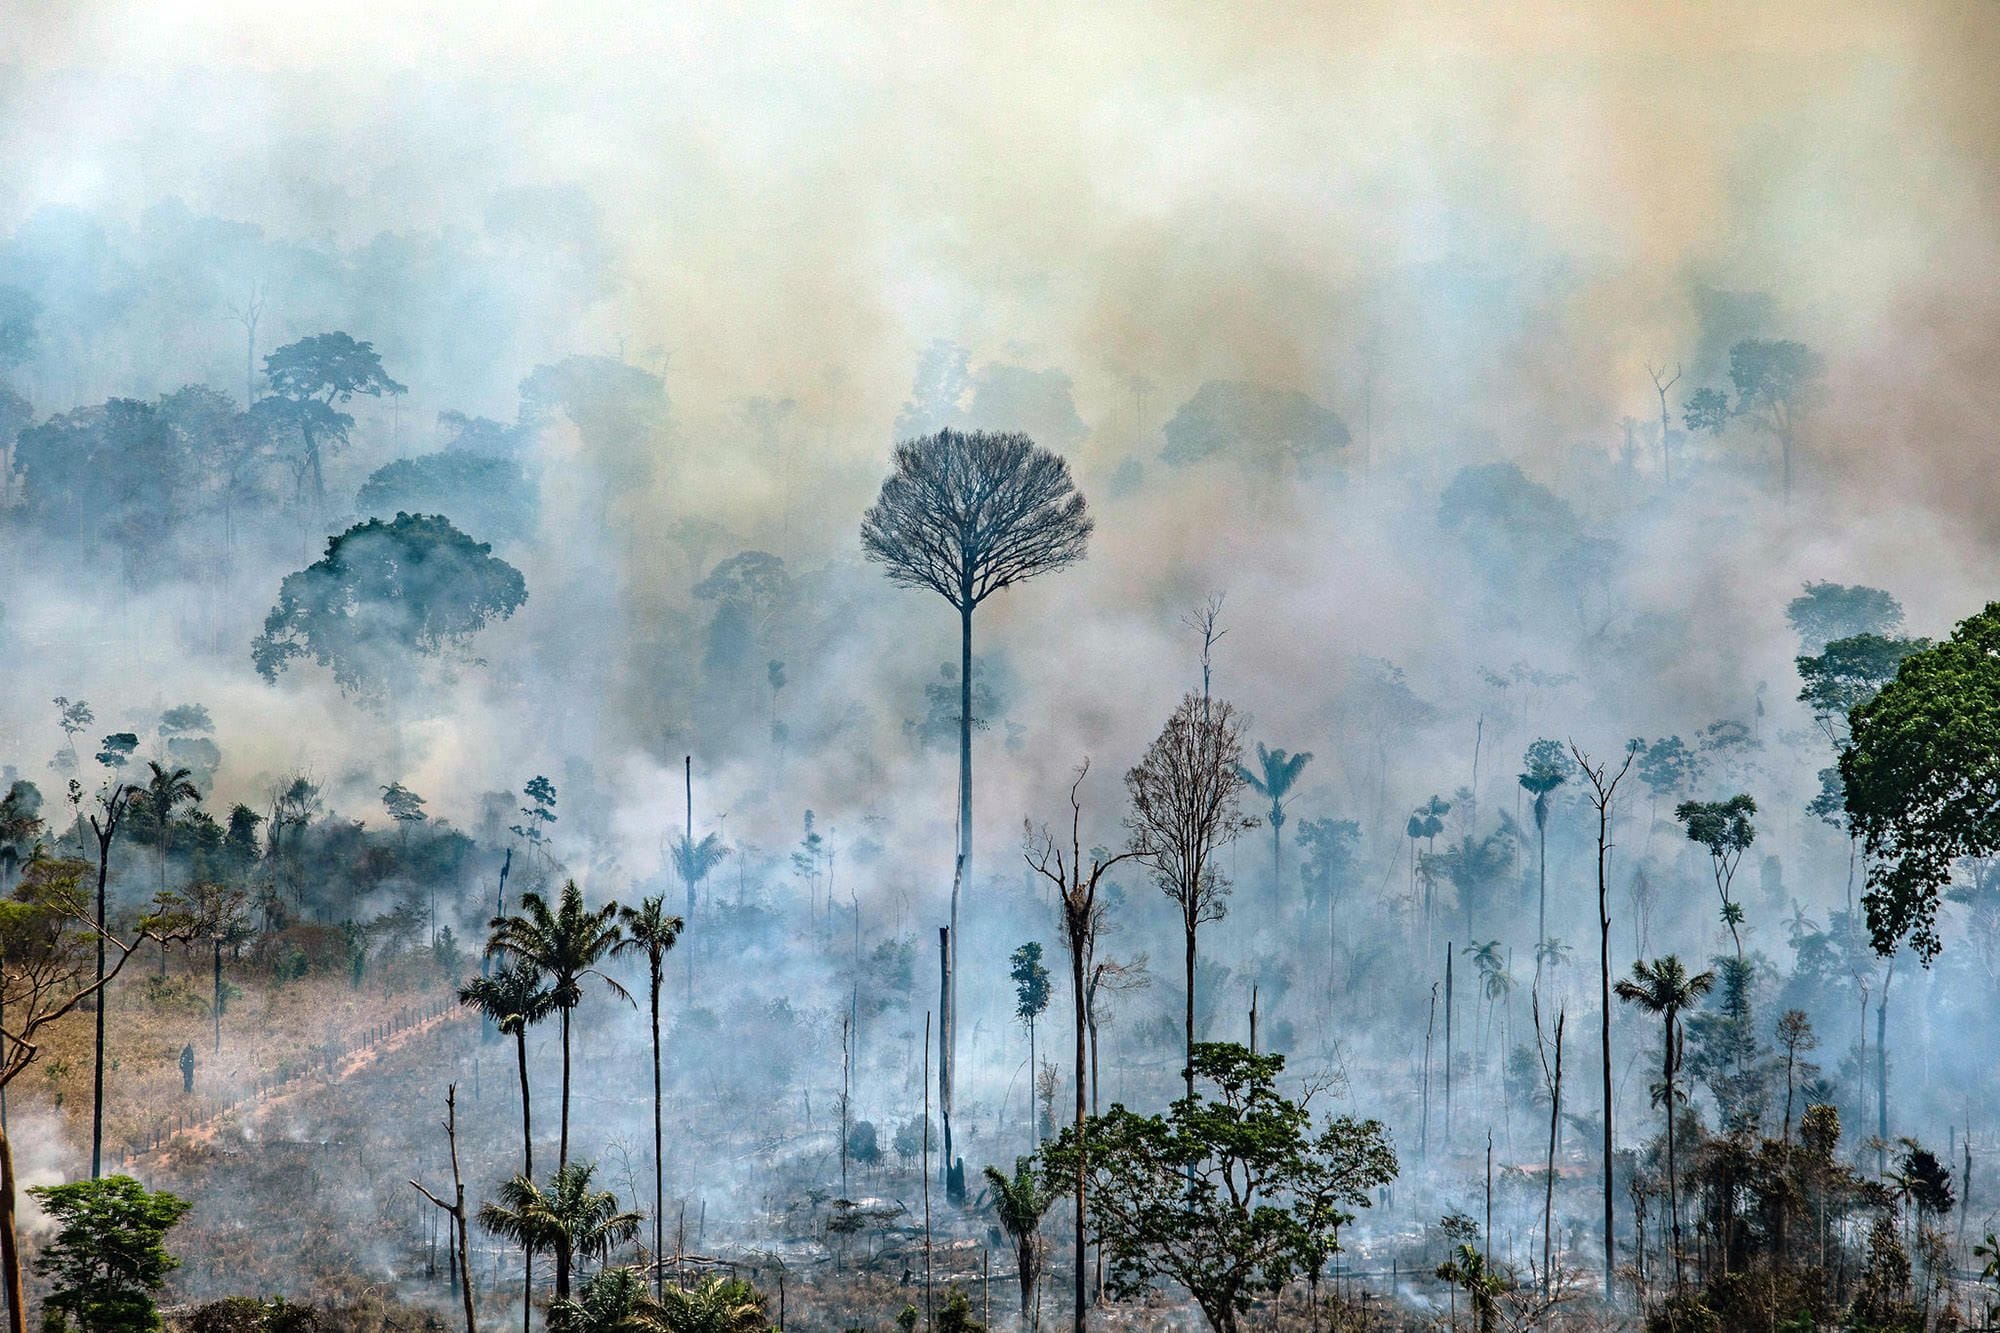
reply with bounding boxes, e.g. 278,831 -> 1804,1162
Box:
860,426 -> 1093,1161
1009,942 -> 1051,1148
1728,339 -> 1824,498
252,331 -> 404,506
1676,795 -> 1757,959
252,513 -> 527,699
614,895 -> 683,1300
1570,740 -> 1635,1301
380,781 -> 428,848
669,833 -> 726,927
1615,955 -> 1714,1292
487,881 -> 628,1172
1517,739 -> 1569,959
478,1162 -> 641,1303
1125,693 -> 1256,1104
459,964 -> 555,1179
1237,743 -> 1312,901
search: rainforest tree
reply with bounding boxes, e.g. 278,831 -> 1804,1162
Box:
1841,602 -> 2000,962
861,426 -> 1093,1168
1125,693 -> 1255,1103
252,512 -> 527,699
1043,1043 -> 1396,1333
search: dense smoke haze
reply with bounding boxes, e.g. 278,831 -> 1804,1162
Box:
0,4 -> 1996,1330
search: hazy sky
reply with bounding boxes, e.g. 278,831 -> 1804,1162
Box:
4,1 -> 1995,505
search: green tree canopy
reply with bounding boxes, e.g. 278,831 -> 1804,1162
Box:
1787,581 -> 1904,654
29,1175 -> 193,1333
1842,602 -> 2000,960
1041,1042 -> 1397,1333
1797,633 -> 1927,748
251,512 -> 527,698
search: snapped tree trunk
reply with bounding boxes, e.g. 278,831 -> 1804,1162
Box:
1071,940 -> 1087,1332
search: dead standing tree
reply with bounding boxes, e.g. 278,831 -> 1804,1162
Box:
861,427 -> 1094,1178
1569,739 -> 1635,1304
1124,693 -> 1256,1106
409,1084 -> 477,1333
1026,761 -> 1137,1332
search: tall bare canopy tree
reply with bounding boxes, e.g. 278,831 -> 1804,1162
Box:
1569,740 -> 1635,1302
860,426 -> 1093,1168
1126,693 -> 1257,1103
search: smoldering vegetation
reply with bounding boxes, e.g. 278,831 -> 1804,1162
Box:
0,6 -> 1996,1332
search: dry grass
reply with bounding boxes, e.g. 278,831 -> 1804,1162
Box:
16,943 -> 454,1171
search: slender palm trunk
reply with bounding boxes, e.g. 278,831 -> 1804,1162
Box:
1271,815 -> 1282,912
1536,816 -> 1548,958
650,963 -> 664,1302
1665,1012 -> 1682,1290
514,1024 -> 536,1333
559,1006 -> 572,1173
1542,1014 -> 1562,1297
515,1028 -> 534,1178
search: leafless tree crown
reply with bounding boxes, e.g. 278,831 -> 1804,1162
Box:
860,428 -> 1092,610
1124,693 -> 1258,927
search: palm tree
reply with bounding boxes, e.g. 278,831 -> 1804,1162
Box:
1423,831 -> 1514,944
984,1157 -> 1055,1331
1517,742 -> 1568,960
479,1162 -> 643,1303
1614,955 -> 1714,1291
141,761 -> 201,904
548,1265 -> 656,1333
668,833 -> 727,924
648,1277 -> 769,1332
1238,743 -> 1312,901
1533,937 -> 1572,977
648,1272 -> 764,1328
488,880 -> 630,1172
460,964 -> 556,1178
1434,1242 -> 1503,1333
462,964 -> 557,1333
614,896 -> 684,1300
